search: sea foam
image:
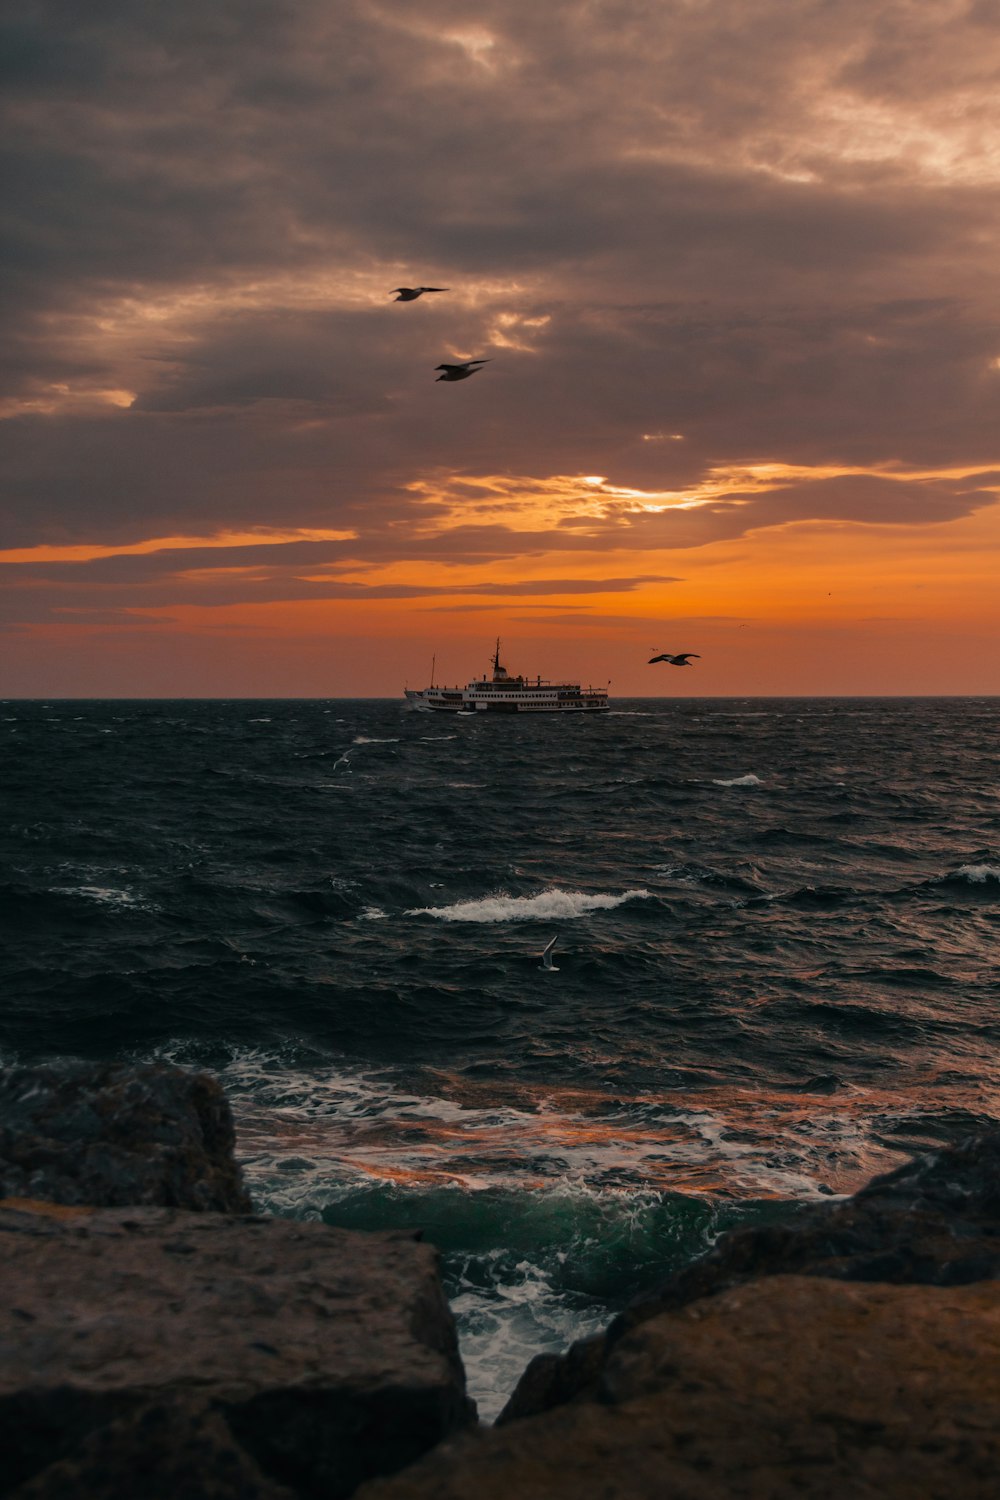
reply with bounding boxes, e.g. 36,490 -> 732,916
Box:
952,863 -> 1000,883
54,884 -> 144,910
712,773 -> 763,787
407,888 -> 652,923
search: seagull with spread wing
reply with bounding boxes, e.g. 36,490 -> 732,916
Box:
648,652 -> 701,666
435,359 -> 491,382
392,287 -> 449,301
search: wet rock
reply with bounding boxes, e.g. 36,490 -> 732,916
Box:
0,1203 -> 475,1498
0,1061 -> 252,1212
357,1275 -> 1000,1500
501,1127 -> 1000,1420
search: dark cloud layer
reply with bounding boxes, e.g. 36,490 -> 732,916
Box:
0,567 -> 677,628
3,0 -> 1000,634
4,466 -> 992,628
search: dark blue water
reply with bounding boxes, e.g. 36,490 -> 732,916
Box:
2,697 -> 999,1415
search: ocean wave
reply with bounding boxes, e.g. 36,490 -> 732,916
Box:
782,884 -> 856,908
352,735 -> 399,745
212,1047 -> 876,1211
654,863 -> 763,894
146,1039 -> 988,1419
407,888 -> 652,923
712,773 -> 763,787
141,1044 -> 976,1220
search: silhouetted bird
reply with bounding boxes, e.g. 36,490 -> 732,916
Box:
392,287 -> 449,301
648,652 -> 700,666
435,359 -> 491,382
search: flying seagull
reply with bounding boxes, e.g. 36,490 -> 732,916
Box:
392,287 -> 449,301
540,936 -> 559,972
435,359 -> 491,382
648,652 -> 701,666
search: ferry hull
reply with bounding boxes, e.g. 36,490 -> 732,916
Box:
404,640 -> 609,714
405,689 -> 608,713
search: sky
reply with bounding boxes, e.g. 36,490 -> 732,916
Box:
3,0 -> 1000,697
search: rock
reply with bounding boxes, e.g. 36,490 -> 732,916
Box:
356,1275 -> 1000,1500
0,1061 -> 252,1212
9,1401 -> 296,1500
496,1336 -> 606,1427
500,1127 -> 1000,1421
0,1203 -> 476,1498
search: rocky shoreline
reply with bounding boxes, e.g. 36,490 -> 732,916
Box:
2,1061 -> 999,1498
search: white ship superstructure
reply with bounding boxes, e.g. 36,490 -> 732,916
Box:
405,641 -> 609,714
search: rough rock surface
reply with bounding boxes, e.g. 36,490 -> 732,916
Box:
0,1202 -> 475,1498
356,1275 -> 1000,1500
501,1128 -> 1000,1421
8,1401 -> 296,1500
0,1061 -> 252,1212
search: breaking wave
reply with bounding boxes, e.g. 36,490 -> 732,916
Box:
950,863 -> 1000,884
407,888 -> 653,923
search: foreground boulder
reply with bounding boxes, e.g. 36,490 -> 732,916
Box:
0,1203 -> 475,1498
502,1128 -> 1000,1421
8,1401 -> 296,1500
356,1275 -> 1000,1500
0,1061 -> 251,1212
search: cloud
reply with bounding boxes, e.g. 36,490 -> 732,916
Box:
0,545 -> 679,626
3,0 -> 1000,669
4,457 -> 996,632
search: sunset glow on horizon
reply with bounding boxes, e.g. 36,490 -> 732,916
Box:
3,1 -> 1000,697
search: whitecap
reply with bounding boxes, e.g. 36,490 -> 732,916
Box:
352,735 -> 399,745
407,888 -> 652,923
952,863 -> 1000,883
55,885 -> 141,909
712,773 -> 763,787
358,906 -> 388,920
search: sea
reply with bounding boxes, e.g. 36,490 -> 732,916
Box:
2,696 -> 999,1419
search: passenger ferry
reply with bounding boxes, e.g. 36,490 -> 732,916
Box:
405,641 -> 609,714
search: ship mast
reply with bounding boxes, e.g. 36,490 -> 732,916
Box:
493,637 -> 501,677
